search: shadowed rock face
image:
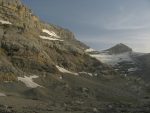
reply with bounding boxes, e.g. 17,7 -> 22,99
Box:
106,43 -> 132,54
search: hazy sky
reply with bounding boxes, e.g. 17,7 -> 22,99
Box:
22,0 -> 150,53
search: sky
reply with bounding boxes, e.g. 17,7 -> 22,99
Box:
22,0 -> 150,53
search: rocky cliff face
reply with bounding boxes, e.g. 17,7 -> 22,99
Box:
0,0 -> 114,81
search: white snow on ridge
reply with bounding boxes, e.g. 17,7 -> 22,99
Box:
128,68 -> 138,72
79,72 -> 93,77
18,75 -> 42,88
40,29 -> 63,41
0,93 -> 6,97
90,52 -> 133,66
0,20 -> 12,25
42,29 -> 60,38
56,65 -> 79,76
40,36 -> 63,41
56,66 -> 95,77
59,76 -> 63,80
85,48 -> 95,52
132,52 -> 146,57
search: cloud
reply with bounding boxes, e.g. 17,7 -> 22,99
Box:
79,0 -> 150,31
104,13 -> 150,30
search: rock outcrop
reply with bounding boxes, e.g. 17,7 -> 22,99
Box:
106,43 -> 132,54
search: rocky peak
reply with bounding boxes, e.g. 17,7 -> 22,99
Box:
0,0 -> 40,30
106,43 -> 132,54
0,0 -> 79,41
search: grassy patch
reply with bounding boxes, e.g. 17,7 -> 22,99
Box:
0,73 -> 17,82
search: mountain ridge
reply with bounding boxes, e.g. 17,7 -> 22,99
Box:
1,0 -> 107,78
0,0 -> 150,113
88,43 -> 150,82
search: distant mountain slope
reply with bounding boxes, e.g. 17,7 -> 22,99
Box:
86,44 -> 135,66
87,43 -> 150,82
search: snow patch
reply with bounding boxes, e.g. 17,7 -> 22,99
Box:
56,65 -> 79,76
18,75 -> 42,88
0,93 -> 6,97
85,48 -> 95,52
40,35 -> 63,41
128,68 -> 137,72
79,72 -> 93,77
124,74 -> 127,77
0,20 -> 12,25
94,73 -> 98,76
59,76 -> 63,80
42,29 -> 60,38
